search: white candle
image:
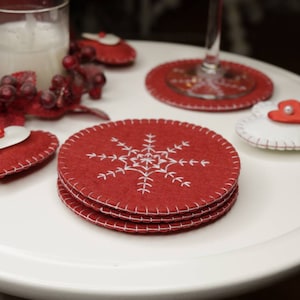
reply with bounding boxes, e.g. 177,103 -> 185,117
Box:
0,17 -> 69,90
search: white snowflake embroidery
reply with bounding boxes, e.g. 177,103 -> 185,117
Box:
86,133 -> 209,194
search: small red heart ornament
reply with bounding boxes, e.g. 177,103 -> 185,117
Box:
268,99 -> 300,123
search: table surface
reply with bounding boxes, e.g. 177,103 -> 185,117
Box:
1,40 -> 300,300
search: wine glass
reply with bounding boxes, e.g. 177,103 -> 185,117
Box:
166,0 -> 256,100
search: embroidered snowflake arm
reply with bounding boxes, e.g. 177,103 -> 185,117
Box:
141,133 -> 156,153
136,175 -> 153,194
189,159 -> 210,167
86,153 -> 128,163
97,167 -> 126,180
155,158 -> 209,188
159,170 -> 191,187
163,158 -> 210,167
159,140 -> 190,156
110,137 -> 139,155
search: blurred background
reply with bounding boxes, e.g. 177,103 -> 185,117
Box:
70,0 -> 300,74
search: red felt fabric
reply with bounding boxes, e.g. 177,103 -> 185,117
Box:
268,99 -> 300,123
145,59 -> 273,112
0,130 -> 59,178
59,173 -> 238,223
58,178 -> 238,234
58,119 -> 240,216
78,39 -> 136,65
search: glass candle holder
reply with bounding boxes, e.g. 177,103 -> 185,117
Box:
0,0 -> 69,90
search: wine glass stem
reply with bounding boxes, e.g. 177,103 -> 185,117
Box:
201,0 -> 223,74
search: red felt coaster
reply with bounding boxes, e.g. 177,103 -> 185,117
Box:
58,119 -> 240,216
59,175 -> 238,223
0,130 -> 59,178
58,179 -> 238,234
145,59 -> 273,112
78,39 -> 136,65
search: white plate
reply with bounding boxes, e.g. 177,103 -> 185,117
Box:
1,41 -> 300,300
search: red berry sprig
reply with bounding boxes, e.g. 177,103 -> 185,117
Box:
62,42 -> 107,100
35,43 -> 106,111
0,41 -> 109,123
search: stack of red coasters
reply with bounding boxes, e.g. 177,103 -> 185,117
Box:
57,119 -> 240,234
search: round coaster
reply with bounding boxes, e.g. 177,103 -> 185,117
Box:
58,180 -> 238,234
59,175 -> 238,223
78,39 -> 136,65
58,119 -> 240,216
0,130 -> 59,178
145,59 -> 273,112
236,101 -> 300,150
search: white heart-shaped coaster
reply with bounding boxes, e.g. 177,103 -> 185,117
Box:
236,101 -> 300,150
0,126 -> 30,149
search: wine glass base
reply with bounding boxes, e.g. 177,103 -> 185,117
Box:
166,63 -> 256,100
146,59 -> 274,112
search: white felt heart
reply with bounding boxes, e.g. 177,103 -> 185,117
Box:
82,32 -> 120,45
0,126 -> 31,149
236,101 -> 300,150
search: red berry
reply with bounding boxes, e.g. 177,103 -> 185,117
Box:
39,90 -> 57,109
51,74 -> 66,89
88,86 -> 102,99
62,55 -> 78,70
1,75 -> 17,87
80,46 -> 96,62
0,85 -> 16,104
69,41 -> 80,55
20,82 -> 37,99
93,72 -> 106,87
